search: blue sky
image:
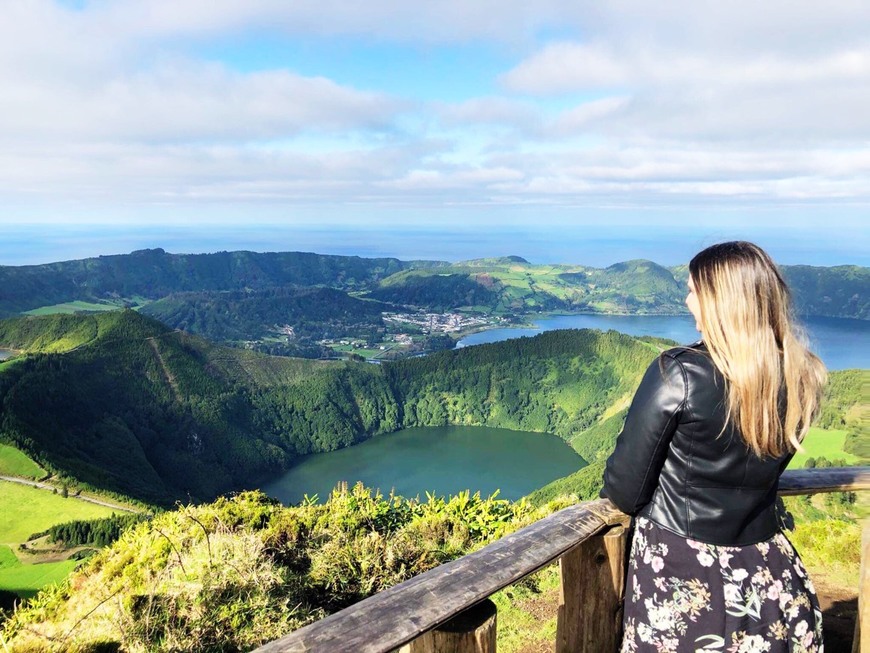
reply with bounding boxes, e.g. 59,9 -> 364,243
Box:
1,1 -> 869,266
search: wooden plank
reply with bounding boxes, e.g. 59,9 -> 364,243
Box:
777,467 -> 870,495
252,499 -> 626,653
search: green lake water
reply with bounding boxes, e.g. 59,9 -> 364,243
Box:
261,425 -> 585,505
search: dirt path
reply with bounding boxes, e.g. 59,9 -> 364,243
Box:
146,336 -> 179,401
0,475 -> 139,513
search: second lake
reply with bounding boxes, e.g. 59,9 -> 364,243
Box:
457,314 -> 869,371
261,425 -> 585,505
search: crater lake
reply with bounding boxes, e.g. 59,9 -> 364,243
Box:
261,425 -> 585,505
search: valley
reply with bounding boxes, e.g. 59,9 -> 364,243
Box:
0,249 -> 865,651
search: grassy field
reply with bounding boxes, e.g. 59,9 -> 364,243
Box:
0,444 -> 44,479
0,482 -> 118,543
788,427 -> 859,468
0,546 -> 79,598
0,481 -> 119,597
23,301 -> 123,316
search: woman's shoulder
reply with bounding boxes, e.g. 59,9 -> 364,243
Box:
657,341 -> 720,382
661,340 -> 709,363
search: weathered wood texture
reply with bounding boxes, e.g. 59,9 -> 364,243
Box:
252,467 -> 869,653
399,599 -> 497,653
777,467 -> 870,495
854,519 -> 869,653
251,498 -> 626,653
556,524 -> 629,653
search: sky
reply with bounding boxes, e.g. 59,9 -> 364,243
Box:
1,0 -> 869,267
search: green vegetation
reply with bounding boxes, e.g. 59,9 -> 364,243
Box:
788,427 -> 860,468
38,514 -> 150,548
814,368 -> 868,462
790,519 -> 861,587
782,265 -> 870,319
0,248 -> 440,316
0,312 -> 655,505
0,483 -> 117,543
0,444 -> 43,479
1,487 -> 539,652
525,461 -> 606,506
23,301 -> 125,316
366,258 -> 688,314
0,556 -> 79,600
1,251 -> 863,359
141,286 -> 392,357
0,482 -> 120,602
365,258 -> 868,319
491,566 -> 560,652
367,272 -> 500,310
0,313 -> 109,353
2,311 -> 861,512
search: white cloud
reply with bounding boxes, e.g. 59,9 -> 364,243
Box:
0,57 -> 399,145
0,0 -> 869,222
437,97 -> 540,130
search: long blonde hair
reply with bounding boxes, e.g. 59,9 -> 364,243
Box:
689,241 -> 827,457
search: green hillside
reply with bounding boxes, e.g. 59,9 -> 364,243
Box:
366,258 -> 674,313
366,258 -> 867,318
2,250 -> 865,324
0,312 -> 658,505
0,249 -> 444,317
141,286 -> 393,356
782,265 -> 869,319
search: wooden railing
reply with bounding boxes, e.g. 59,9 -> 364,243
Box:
253,467 -> 870,653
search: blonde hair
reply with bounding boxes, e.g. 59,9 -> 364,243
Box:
689,241 -> 827,457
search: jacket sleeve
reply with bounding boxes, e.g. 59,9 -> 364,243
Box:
601,353 -> 687,515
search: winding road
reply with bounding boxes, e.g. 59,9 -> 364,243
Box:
0,475 -> 140,513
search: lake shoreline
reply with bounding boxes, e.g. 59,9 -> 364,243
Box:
262,425 -> 585,506
454,313 -> 867,370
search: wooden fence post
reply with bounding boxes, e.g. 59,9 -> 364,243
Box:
398,599 -> 497,653
854,519 -> 869,653
556,523 -> 629,653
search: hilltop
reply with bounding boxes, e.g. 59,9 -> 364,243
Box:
1,251 -> 865,361
0,249 -> 444,317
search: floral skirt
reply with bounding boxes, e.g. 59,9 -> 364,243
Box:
621,517 -> 823,653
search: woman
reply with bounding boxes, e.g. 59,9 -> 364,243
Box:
602,242 -> 827,652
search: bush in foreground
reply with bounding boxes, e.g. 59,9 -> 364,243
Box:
2,487 -> 536,652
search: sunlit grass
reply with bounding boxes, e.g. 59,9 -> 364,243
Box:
0,482 -> 117,543
0,444 -> 44,479
24,301 -> 121,316
789,427 -> 858,468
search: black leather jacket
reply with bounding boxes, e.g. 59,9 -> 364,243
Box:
601,342 -> 791,546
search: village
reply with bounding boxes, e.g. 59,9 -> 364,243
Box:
381,311 -> 503,334
316,311 -> 508,360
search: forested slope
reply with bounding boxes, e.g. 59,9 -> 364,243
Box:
0,312 -> 659,505
141,286 -> 393,356
2,248 -> 865,320
0,249 -> 442,316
